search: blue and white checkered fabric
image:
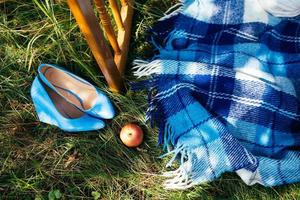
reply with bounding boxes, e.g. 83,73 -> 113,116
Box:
133,0 -> 300,189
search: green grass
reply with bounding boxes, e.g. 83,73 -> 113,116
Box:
0,0 -> 300,199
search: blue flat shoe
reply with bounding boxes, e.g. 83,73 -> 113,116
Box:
31,77 -> 105,132
37,64 -> 115,119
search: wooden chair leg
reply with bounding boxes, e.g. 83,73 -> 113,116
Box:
109,0 -> 125,31
94,0 -> 121,54
67,0 -> 124,92
114,0 -> 134,75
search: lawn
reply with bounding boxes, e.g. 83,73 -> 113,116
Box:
0,0 -> 300,199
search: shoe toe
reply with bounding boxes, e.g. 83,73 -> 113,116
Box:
88,90 -> 115,119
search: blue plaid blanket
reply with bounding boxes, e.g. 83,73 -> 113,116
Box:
133,0 -> 300,189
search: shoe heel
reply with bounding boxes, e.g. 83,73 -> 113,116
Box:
31,77 -> 59,127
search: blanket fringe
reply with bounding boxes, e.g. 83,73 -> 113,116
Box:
158,2 -> 183,21
133,59 -> 163,78
157,122 -> 196,190
160,144 -> 197,190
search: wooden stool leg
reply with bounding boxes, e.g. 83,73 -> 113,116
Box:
67,0 -> 124,92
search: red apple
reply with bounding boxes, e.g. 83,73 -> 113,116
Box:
120,123 -> 143,148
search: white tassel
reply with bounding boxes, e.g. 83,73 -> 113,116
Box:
133,60 -> 162,78
163,164 -> 194,190
160,144 -> 197,190
164,3 -> 182,15
162,168 -> 182,178
158,2 -> 184,21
